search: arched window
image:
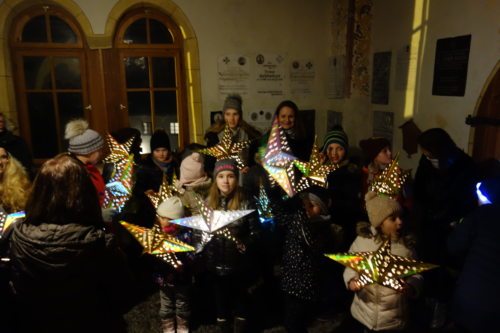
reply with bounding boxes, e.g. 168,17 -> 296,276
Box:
10,5 -> 88,159
114,8 -> 188,152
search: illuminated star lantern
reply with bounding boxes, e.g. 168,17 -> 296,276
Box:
0,211 -> 25,238
254,185 -> 274,224
199,125 -> 250,169
146,175 -> 177,209
369,152 -> 409,198
325,239 -> 437,292
169,195 -> 254,233
261,118 -> 300,197
294,141 -> 339,187
120,221 -> 194,268
102,134 -> 135,164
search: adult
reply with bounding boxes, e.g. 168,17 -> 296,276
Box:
8,154 -> 132,333
413,128 -> 478,329
0,145 -> 30,214
0,113 -> 33,176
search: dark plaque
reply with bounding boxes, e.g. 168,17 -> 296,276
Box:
371,51 -> 392,104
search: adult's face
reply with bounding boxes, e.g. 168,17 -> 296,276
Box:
0,148 -> 9,175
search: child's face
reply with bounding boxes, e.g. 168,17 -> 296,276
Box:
303,198 -> 322,218
374,146 -> 392,166
216,170 -> 237,196
380,214 -> 402,239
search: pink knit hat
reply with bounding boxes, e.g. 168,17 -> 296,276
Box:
180,152 -> 206,185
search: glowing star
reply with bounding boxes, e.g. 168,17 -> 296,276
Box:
325,239 -> 437,292
0,211 -> 25,238
294,142 -> 339,187
168,195 -> 254,233
146,175 -> 177,209
254,185 -> 274,224
102,134 -> 135,164
199,125 -> 250,169
369,152 -> 409,199
261,118 -> 300,197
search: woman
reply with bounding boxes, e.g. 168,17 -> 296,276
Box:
9,154 -> 132,333
0,145 -> 30,213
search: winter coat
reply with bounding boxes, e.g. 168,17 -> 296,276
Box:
175,177 -> 212,213
9,221 -> 132,333
343,226 -> 422,331
447,203 -> 500,333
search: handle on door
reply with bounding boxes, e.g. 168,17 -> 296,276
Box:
84,104 -> 92,111
119,104 -> 127,111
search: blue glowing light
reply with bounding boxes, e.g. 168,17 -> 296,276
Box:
476,182 -> 492,205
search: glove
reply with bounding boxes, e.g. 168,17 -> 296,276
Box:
101,207 -> 117,223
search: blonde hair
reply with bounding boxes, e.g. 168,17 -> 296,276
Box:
206,178 -> 244,211
0,153 -> 30,213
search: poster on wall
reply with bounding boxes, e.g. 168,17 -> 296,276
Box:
432,35 -> 471,96
217,54 -> 250,97
327,110 -> 343,132
248,109 -> 274,133
327,55 -> 345,99
371,51 -> 392,104
254,53 -> 285,96
290,59 -> 315,96
373,111 -> 394,147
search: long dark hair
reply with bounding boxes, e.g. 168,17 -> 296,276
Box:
25,153 -> 103,226
273,100 -> 305,139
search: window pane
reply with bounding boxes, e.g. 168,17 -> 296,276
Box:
54,57 -> 81,89
152,57 -> 176,88
23,56 -> 52,90
128,92 -> 152,149
154,91 -> 178,150
149,19 -> 173,44
22,15 -> 48,42
124,57 -> 149,88
123,18 -> 147,44
50,16 -> 77,43
27,93 -> 58,158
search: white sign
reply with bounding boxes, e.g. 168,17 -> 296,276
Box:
217,54 -> 250,96
254,53 -> 285,96
290,59 -> 315,96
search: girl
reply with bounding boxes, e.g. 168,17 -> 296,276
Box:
359,136 -> 392,199
343,190 -> 422,332
202,158 -> 258,333
0,146 -> 30,213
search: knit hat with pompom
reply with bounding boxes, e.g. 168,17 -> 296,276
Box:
65,119 -> 104,155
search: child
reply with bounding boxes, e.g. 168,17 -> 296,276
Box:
156,196 -> 191,333
343,191 -> 422,332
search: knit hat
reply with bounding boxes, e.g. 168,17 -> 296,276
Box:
213,158 -> 239,177
180,152 -> 206,184
359,137 -> 391,163
150,130 -> 171,152
301,186 -> 331,215
65,119 -> 104,155
223,94 -> 242,114
322,126 -> 349,152
157,196 -> 184,219
365,191 -> 401,228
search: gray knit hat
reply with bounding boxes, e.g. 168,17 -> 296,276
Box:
223,94 -> 242,114
65,119 -> 104,155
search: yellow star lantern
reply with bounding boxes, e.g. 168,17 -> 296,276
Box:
120,221 -> 194,268
369,152 -> 409,199
146,174 -> 177,209
199,125 -> 250,169
294,141 -> 338,187
325,239 -> 437,292
102,134 -> 135,164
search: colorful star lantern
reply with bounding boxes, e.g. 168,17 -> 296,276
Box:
0,211 -> 25,238
254,185 -> 274,224
146,175 -> 177,209
325,239 -> 437,292
102,134 -> 136,212
369,152 -> 409,199
261,118 -> 302,197
294,141 -> 339,187
199,125 -> 250,169
168,195 -> 254,234
120,221 -> 194,268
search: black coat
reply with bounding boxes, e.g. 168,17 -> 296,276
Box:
9,221 -> 132,333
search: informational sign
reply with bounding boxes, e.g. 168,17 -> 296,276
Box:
290,59 -> 315,96
327,55 -> 345,99
371,52 -> 392,104
217,54 -> 250,96
373,111 -> 394,147
432,35 -> 471,96
254,53 -> 285,96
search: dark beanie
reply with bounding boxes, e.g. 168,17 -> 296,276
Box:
150,130 -> 171,152
223,94 -> 242,114
322,126 -> 349,152
359,137 -> 391,163
214,158 -> 239,177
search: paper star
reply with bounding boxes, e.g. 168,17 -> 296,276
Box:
199,125 -> 250,169
254,185 -> 274,224
325,239 -> 437,292
102,134 -> 135,164
146,175 -> 177,209
294,142 -> 338,187
168,195 -> 254,233
0,211 -> 25,238
261,118 -> 301,197
370,152 -> 409,198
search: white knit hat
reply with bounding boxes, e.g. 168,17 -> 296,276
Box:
65,119 -> 104,155
157,196 -> 184,220
365,191 -> 401,228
